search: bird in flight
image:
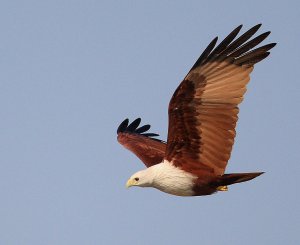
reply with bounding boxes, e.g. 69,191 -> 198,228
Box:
117,24 -> 276,196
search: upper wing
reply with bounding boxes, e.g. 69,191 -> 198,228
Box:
165,24 -> 276,176
117,118 -> 166,167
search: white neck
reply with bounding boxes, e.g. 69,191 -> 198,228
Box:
145,160 -> 197,196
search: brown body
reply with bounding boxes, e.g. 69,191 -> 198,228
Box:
192,172 -> 264,196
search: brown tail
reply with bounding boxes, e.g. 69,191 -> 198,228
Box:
219,172 -> 264,186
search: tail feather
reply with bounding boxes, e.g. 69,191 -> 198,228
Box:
219,172 -> 264,186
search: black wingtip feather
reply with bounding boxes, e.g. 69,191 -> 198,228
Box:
221,24 -> 263,56
208,24 -> 243,58
190,36 -> 218,71
190,24 -> 275,70
126,118 -> 141,132
229,31 -> 271,57
135,124 -> 151,133
117,118 -> 129,134
117,118 -> 164,142
142,133 -> 160,137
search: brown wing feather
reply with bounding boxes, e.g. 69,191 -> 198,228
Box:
165,24 -> 276,176
117,118 -> 166,167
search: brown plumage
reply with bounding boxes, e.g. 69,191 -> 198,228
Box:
117,24 -> 276,196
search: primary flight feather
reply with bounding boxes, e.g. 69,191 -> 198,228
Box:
117,24 -> 276,196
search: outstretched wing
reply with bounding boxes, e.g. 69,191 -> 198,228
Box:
165,24 -> 276,176
117,118 -> 166,167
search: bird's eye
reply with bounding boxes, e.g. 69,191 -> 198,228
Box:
134,177 -> 139,181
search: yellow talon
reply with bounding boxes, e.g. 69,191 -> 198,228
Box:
217,186 -> 228,191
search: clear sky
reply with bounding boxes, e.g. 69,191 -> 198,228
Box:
0,1 -> 299,244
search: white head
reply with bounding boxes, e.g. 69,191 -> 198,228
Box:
126,168 -> 154,188
125,161 -> 197,196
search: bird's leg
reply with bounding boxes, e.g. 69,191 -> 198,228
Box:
217,186 -> 228,191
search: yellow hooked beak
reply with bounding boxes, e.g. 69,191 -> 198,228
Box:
126,178 -> 136,188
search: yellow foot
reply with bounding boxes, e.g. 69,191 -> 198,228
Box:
217,186 -> 228,191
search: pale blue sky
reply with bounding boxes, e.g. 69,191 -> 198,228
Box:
0,1 -> 299,244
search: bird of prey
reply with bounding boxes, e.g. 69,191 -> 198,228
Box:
117,24 -> 275,196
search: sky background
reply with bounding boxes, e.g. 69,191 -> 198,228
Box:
0,1 -> 299,244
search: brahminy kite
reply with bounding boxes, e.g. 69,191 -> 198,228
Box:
117,24 -> 275,196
